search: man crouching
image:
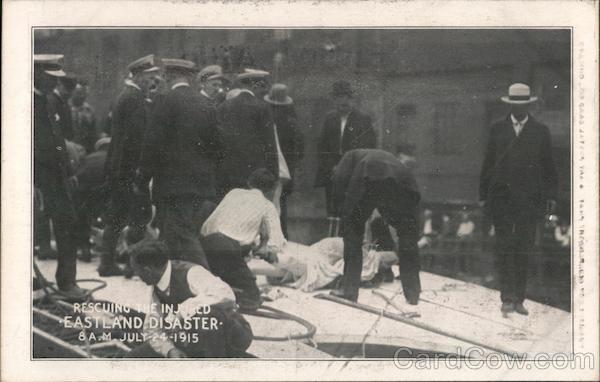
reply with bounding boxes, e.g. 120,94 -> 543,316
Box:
127,239 -> 253,358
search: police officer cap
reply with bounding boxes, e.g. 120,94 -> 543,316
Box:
198,65 -> 224,82
163,58 -> 199,74
34,54 -> 66,77
127,54 -> 160,75
237,68 -> 270,81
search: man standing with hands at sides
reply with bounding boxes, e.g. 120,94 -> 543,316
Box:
479,83 -> 558,316
137,59 -> 224,269
33,54 -> 85,299
329,148 -> 421,304
100,54 -> 159,277
216,69 -> 278,198
315,81 -> 376,231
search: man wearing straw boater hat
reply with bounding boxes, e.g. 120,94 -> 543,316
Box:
100,54 -> 160,277
33,54 -> 85,299
137,58 -> 223,269
479,83 -> 558,316
263,83 -> 304,237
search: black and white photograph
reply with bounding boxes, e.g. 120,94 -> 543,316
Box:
2,1 -> 599,381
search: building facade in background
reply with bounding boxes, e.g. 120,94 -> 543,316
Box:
34,29 -> 571,243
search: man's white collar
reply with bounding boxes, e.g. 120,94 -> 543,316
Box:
510,114 -> 528,125
125,78 -> 141,91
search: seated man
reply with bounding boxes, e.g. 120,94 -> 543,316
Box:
127,239 -> 253,358
200,168 -> 285,311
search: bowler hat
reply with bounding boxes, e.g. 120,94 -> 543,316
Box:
331,80 -> 353,97
34,54 -> 66,77
128,54 -> 161,75
264,83 -> 293,105
501,83 -> 538,104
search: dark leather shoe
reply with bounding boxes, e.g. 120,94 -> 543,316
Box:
36,247 -> 58,260
501,302 -> 515,314
59,284 -> 88,302
98,263 -> 124,277
329,289 -> 357,302
514,303 -> 529,315
122,264 -> 135,279
79,247 -> 92,263
406,295 -> 419,305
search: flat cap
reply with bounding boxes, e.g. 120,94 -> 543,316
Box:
34,54 -> 66,77
127,54 -> 160,75
198,64 -> 223,82
237,68 -> 270,81
163,58 -> 198,73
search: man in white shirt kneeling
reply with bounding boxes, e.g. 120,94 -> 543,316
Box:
201,168 -> 285,311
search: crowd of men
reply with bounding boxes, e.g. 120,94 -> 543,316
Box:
33,52 -> 558,357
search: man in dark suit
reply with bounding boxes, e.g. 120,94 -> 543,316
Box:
100,54 -> 159,276
479,83 -> 558,316
47,75 -> 77,143
315,81 -> 376,218
329,148 -> 421,303
264,83 -> 304,237
216,69 -> 278,197
137,58 -> 224,269
33,54 -> 84,299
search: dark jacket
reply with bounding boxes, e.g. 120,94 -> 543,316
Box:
139,84 -> 224,201
47,90 -> 74,142
216,91 -> 278,191
105,83 -> 148,196
479,115 -> 558,218
331,149 -> 420,217
34,92 -> 71,190
271,104 -> 304,192
315,108 -> 376,187
75,149 -> 108,193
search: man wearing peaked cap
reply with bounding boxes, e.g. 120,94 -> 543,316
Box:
99,54 -> 159,277
33,53 -> 85,299
216,67 -> 277,199
480,83 -> 558,316
196,64 -> 228,108
136,57 -> 224,269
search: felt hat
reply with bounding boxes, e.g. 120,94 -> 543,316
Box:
331,80 -> 354,97
34,54 -> 66,77
264,83 -> 293,105
500,83 -> 538,104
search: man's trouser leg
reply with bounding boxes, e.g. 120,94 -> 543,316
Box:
201,233 -> 261,309
493,214 -> 517,303
100,199 -> 127,268
159,196 -> 209,269
382,197 -> 421,303
44,185 -> 78,289
341,200 -> 373,301
514,217 -> 537,304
